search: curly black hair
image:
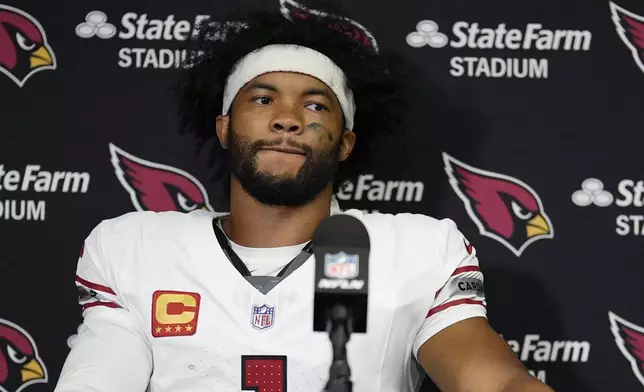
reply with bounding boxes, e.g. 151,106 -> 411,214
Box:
175,7 -> 408,195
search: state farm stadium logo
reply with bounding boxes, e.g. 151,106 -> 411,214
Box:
74,10 -> 242,69
610,2 -> 644,75
0,5 -> 56,87
109,143 -> 213,212
609,311 -> 644,387
572,178 -> 644,236
335,174 -> 424,213
443,153 -> 553,257
406,19 -> 592,79
504,334 -> 590,384
0,164 -> 90,222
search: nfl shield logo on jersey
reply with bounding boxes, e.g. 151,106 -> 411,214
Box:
251,304 -> 275,331
324,251 -> 359,279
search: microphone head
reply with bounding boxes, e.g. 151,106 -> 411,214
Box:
312,213 -> 370,333
312,213 -> 371,248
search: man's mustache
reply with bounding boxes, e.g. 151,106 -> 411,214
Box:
251,139 -> 313,156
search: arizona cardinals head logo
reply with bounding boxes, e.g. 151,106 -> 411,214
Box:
609,311 -> 644,387
0,318 -> 47,392
109,143 -> 214,213
0,5 -> 55,87
443,153 -> 553,257
610,2 -> 644,74
279,0 -> 379,53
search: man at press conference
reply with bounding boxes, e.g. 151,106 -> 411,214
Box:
54,8 -> 554,392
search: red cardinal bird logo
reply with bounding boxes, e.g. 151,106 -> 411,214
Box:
609,311 -> 644,386
109,143 -> 214,213
610,2 -> 644,74
0,5 -> 55,87
443,153 -> 553,257
0,318 -> 47,392
279,0 -> 379,53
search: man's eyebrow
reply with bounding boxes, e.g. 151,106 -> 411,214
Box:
302,88 -> 334,102
243,82 -> 279,93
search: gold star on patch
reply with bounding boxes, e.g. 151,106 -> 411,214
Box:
175,325 -> 182,332
165,326 -> 172,333
185,325 -> 193,332
155,326 -> 162,334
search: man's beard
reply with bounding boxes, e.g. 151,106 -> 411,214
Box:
228,129 -> 342,207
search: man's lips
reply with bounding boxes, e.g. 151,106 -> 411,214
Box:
260,146 -> 306,155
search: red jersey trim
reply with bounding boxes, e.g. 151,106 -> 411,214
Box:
426,298 -> 485,318
82,301 -> 121,310
76,275 -> 116,295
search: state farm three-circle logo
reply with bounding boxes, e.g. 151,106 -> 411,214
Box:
109,143 -> 213,213
571,177 -> 644,236
443,153 -> 553,257
0,4 -> 56,87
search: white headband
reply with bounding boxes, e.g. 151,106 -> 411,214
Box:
221,44 -> 356,131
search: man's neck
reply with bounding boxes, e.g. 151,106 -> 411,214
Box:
223,179 -> 332,248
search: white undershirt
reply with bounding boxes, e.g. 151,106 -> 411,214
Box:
217,220 -> 308,276
229,240 -> 308,276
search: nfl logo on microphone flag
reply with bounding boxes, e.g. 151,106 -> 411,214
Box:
324,251 -> 359,279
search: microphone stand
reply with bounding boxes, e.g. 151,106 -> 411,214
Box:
324,304 -> 353,392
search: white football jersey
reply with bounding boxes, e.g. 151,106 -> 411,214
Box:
57,209 -> 486,392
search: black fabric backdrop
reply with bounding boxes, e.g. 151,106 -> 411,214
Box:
2,0 -> 644,390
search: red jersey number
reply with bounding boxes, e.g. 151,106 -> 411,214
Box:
241,355 -> 287,392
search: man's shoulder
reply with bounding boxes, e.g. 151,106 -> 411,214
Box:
345,210 -> 467,282
346,209 -> 457,240
102,208 -> 217,227
94,209 -> 220,246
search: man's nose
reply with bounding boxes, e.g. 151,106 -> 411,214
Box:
271,110 -> 304,134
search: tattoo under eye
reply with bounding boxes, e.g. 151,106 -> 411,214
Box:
307,122 -> 325,130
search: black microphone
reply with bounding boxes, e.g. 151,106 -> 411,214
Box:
312,213 -> 370,392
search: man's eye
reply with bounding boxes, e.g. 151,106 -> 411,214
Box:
305,103 -> 328,112
252,97 -> 273,105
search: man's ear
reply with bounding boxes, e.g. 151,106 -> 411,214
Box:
216,115 -> 230,149
338,130 -> 356,162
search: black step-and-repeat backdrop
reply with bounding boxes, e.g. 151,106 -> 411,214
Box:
2,0 -> 644,391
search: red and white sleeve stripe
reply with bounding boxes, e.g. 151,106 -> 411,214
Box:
427,265 -> 486,318
75,275 -> 122,311
412,263 -> 487,359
